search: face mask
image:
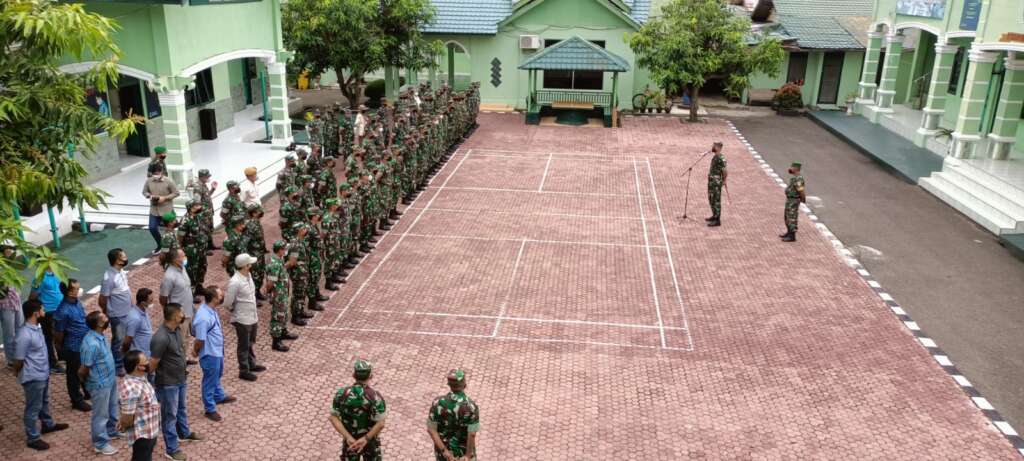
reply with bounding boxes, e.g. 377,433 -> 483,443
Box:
182,258 -> 188,269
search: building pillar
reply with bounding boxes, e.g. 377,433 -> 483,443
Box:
915,43 -> 960,143
951,48 -> 999,159
428,60 -> 438,89
857,32 -> 885,105
266,60 -> 293,149
874,33 -> 904,112
447,44 -> 456,88
987,53 -> 1024,160
405,67 -> 416,88
157,89 -> 194,190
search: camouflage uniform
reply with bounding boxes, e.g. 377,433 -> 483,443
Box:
339,110 -> 355,160
220,181 -> 244,225
279,186 -> 303,234
221,215 -> 250,277
305,208 -> 326,301
244,204 -> 268,291
427,370 -> 480,461
159,212 -> 180,265
785,167 -> 805,234
287,223 -> 311,321
188,170 -> 216,249
308,110 -> 324,150
322,199 -> 347,285
707,152 -> 726,220
180,200 -> 208,289
318,160 -> 339,208
266,241 -> 291,340
277,156 -> 297,196
331,361 -> 387,461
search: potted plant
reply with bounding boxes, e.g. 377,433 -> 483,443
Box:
643,87 -> 656,113
772,82 -> 803,116
653,91 -> 668,113
844,92 -> 858,115
633,93 -> 649,114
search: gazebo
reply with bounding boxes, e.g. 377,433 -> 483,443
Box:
519,36 -> 630,127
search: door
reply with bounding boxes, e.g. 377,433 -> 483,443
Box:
818,52 -> 845,105
118,80 -> 149,157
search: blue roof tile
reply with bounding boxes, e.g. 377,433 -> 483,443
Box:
423,0 -> 512,35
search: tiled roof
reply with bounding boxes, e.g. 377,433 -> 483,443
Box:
518,36 -> 631,71
423,0 -> 652,35
771,0 -> 873,50
772,0 -> 872,17
422,0 -> 512,35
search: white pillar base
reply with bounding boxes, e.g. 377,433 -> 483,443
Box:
987,134 -> 1016,160
951,133 -> 983,159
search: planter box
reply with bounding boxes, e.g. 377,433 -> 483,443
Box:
776,107 -> 802,116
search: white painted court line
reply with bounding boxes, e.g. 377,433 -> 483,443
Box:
492,239 -> 528,337
427,186 -> 640,198
132,258 -> 149,266
538,153 -> 553,192
330,149 -> 474,327
364,309 -> 688,331
469,152 -> 634,163
645,158 -> 694,351
403,207 -> 645,221
632,158 -> 667,348
310,325 -> 687,350
400,233 -> 665,249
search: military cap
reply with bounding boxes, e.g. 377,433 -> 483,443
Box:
325,198 -> 339,207
161,211 -> 177,224
230,214 -> 247,226
447,368 -> 466,384
324,156 -> 336,164
285,185 -> 300,195
353,359 -> 372,378
226,180 -> 240,188
186,198 -> 202,209
198,169 -> 211,178
285,154 -> 296,162
246,203 -> 263,213
273,240 -> 288,252
154,146 -> 167,154
300,175 -> 314,183
791,161 -> 802,168
292,222 -> 308,231
338,182 -> 351,191
307,206 -> 322,215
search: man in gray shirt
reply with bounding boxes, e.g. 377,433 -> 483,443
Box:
149,303 -> 201,460
225,254 -> 264,382
99,248 -> 133,376
160,249 -> 194,365
142,164 -> 180,256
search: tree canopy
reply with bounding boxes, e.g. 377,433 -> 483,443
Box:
0,0 -> 138,288
283,0 -> 440,107
628,0 -> 784,121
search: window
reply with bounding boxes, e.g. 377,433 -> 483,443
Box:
948,47 -> 965,95
786,52 -> 808,84
145,86 -> 162,119
541,39 -> 605,90
185,68 -> 215,108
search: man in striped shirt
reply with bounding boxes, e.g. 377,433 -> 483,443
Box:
118,350 -> 161,461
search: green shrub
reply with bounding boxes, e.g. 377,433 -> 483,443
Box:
772,82 -> 803,110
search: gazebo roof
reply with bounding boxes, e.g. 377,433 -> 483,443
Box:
518,36 -> 631,72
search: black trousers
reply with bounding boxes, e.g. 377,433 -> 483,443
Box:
62,349 -> 87,405
131,437 -> 157,461
232,322 -> 257,373
41,312 -> 59,368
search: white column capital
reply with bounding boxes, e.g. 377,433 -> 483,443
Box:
886,34 -> 904,46
1005,56 -> 1024,71
968,48 -> 999,64
935,43 -> 959,54
867,31 -> 884,39
157,90 -> 185,107
267,62 -> 287,75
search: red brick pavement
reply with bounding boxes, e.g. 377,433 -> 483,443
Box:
0,113 -> 1017,459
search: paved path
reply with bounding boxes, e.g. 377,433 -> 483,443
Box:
0,113 -> 1017,459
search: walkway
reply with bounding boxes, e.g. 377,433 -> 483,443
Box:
0,113 -> 1018,459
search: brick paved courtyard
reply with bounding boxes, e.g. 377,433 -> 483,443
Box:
1,113 -> 1018,459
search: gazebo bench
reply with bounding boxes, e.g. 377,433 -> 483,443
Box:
551,100 -> 595,110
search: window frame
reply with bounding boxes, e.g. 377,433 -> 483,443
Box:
185,68 -> 216,109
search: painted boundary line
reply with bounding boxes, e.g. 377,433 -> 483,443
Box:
399,233 -> 665,249
632,157 -> 668,348
725,120 -> 1024,457
402,207 -> 647,221
426,185 -> 642,198
361,309 -> 689,331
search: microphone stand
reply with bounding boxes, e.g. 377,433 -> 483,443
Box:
681,150 -> 714,220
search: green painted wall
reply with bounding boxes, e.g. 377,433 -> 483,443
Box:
161,2 -> 278,75
745,50 -> 863,108
980,0 -> 1024,44
212,62 -> 232,102
74,4 -> 162,74
893,51 -> 916,105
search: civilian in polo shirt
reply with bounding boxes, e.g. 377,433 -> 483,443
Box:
142,163 -> 180,256
150,303 -> 202,461
79,311 -> 122,455
123,288 -> 155,383
29,269 -> 64,374
15,299 -> 70,450
99,248 -> 133,376
192,285 -> 237,422
53,279 -> 92,412
160,248 -> 195,366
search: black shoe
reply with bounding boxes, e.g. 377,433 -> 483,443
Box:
315,293 -> 329,302
282,331 -> 299,340
239,372 -> 258,382
251,364 -> 267,372
380,224 -> 392,231
41,423 -> 69,434
272,339 -> 290,352
309,303 -> 325,312
27,439 -> 49,451
325,283 -> 339,291
291,317 -> 308,326
186,359 -> 198,366
83,391 -> 91,401
779,232 -> 789,238
707,219 -> 720,227
300,311 -> 315,319
72,401 -> 92,412
781,232 -> 796,242
705,216 -> 716,222
343,261 -> 356,269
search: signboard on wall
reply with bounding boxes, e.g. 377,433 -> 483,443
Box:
959,0 -> 981,30
895,0 -> 946,19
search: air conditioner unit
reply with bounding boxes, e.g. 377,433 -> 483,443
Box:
519,35 -> 542,50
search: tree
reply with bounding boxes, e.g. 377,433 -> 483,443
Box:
0,0 -> 138,288
282,0 -> 439,108
628,0 -> 784,121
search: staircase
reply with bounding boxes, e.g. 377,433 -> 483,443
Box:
920,157 -> 1024,235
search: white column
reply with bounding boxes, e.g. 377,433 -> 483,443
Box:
266,60 -> 294,149
157,90 -> 195,189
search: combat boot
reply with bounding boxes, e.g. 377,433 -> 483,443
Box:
272,339 -> 290,352
705,216 -> 716,222
282,330 -> 299,340
343,259 -> 357,269
379,219 -> 392,231
291,317 -> 308,326
325,281 -> 339,291
391,209 -> 402,218
707,218 -> 720,227
781,232 -> 796,242
359,244 -> 373,253
308,301 -> 325,312
299,310 -> 315,319
315,292 -> 330,302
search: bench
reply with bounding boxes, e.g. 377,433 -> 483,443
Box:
746,88 -> 776,106
527,90 -> 616,126
551,100 -> 595,110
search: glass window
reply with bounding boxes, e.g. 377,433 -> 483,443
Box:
543,70 -> 573,89
573,71 -> 603,90
185,68 -> 215,108
786,52 -> 808,84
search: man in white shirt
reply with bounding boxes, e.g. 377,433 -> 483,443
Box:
224,254 -> 264,382
354,105 -> 368,145
239,167 -> 260,207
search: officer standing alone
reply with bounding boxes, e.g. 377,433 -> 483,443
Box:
780,161 -> 806,242
705,141 -> 726,227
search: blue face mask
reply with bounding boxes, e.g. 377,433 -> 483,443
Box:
183,258 -> 188,270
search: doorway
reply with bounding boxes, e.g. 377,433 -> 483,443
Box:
117,78 -> 149,157
818,52 -> 845,105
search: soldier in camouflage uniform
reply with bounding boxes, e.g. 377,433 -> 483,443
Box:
277,155 -> 297,197
287,222 -> 314,324
188,168 -> 218,252
339,108 -> 355,160
220,180 -> 243,226
244,204 -> 269,299
305,208 -> 330,307
279,186 -> 303,235
180,199 -> 209,290
780,161 -> 805,242
339,182 -> 363,267
265,240 -> 299,350
300,175 -> 318,211
705,142 -> 726,227
159,211 -> 180,268
321,198 -> 346,289
330,360 -> 387,461
307,110 -> 324,150
427,369 -> 480,461
221,215 -> 249,277
317,157 -> 339,209
295,146 -> 311,177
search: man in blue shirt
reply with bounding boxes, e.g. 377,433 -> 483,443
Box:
99,248 -> 133,376
29,269 -> 64,374
53,279 -> 91,412
122,288 -> 155,382
14,299 -> 69,450
192,286 -> 237,421
79,311 -> 122,455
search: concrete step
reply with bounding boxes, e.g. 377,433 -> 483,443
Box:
944,157 -> 1024,206
920,175 -> 1020,234
940,168 -> 1024,222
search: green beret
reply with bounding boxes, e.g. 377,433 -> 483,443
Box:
339,182 -> 351,191
198,169 -> 211,177
353,359 -> 372,378
307,206 -> 321,215
447,368 -> 466,384
272,240 -> 288,252
285,185 -> 299,195
246,203 -> 263,213
291,222 -> 308,231
161,211 -> 177,224
154,146 -> 167,154
300,175 -> 314,183
791,161 -> 802,168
